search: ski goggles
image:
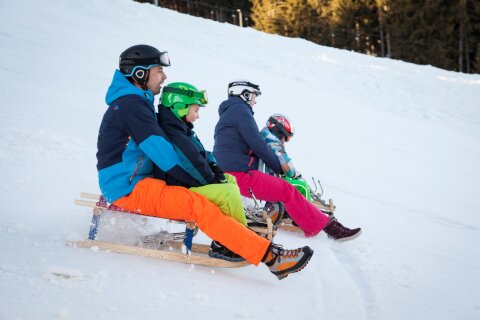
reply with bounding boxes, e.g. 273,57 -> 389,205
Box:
162,87 -> 208,105
129,50 -> 170,67
156,51 -> 171,67
122,51 -> 171,77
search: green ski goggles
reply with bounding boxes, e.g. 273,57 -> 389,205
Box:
162,86 -> 208,104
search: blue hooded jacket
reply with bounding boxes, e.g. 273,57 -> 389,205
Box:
212,96 -> 282,174
96,70 -> 200,202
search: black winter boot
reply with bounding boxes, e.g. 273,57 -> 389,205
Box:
323,217 -> 362,242
208,241 -> 246,262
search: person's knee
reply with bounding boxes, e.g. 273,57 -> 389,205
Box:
225,173 -> 237,184
218,184 -> 237,199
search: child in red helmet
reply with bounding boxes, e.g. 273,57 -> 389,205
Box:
260,113 -> 302,179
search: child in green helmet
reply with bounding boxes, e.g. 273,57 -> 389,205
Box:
155,82 -> 251,260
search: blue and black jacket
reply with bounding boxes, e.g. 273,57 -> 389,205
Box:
96,70 -> 200,203
154,106 -> 217,187
212,96 -> 282,174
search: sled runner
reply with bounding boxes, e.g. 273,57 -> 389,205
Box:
68,239 -> 249,268
72,192 -> 250,268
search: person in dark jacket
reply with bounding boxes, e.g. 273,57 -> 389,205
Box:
155,82 -> 255,261
98,47 -> 314,279
155,82 -> 247,224
213,81 -> 361,241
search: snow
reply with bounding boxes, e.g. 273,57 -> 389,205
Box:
1,0 -> 479,319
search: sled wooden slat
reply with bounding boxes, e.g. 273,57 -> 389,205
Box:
80,192 -> 101,200
328,199 -> 335,212
278,218 -> 303,233
313,199 -> 336,213
279,223 -> 303,233
167,241 -> 210,254
74,199 -> 97,208
248,225 -> 277,237
68,240 -> 250,268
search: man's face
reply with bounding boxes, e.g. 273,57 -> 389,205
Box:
147,65 -> 167,95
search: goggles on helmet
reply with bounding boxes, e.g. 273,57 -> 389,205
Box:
121,51 -> 171,77
162,86 -> 208,105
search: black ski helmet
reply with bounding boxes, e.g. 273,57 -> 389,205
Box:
119,44 -> 171,89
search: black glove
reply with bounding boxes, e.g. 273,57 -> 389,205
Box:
210,162 -> 227,184
292,171 -> 302,179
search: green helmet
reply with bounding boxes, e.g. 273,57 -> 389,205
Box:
161,82 -> 208,120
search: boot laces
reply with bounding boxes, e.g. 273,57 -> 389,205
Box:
281,248 -> 301,259
271,244 -> 300,260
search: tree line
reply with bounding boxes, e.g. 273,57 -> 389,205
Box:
135,0 -> 480,74
135,0 -> 253,26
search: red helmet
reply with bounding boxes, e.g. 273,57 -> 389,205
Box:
266,114 -> 295,140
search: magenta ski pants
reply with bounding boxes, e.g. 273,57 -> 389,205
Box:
227,170 -> 329,237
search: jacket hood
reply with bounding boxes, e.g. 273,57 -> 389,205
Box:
105,70 -> 155,105
218,96 -> 253,116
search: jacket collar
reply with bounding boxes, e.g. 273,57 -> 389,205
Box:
219,96 -> 254,115
105,70 -> 155,106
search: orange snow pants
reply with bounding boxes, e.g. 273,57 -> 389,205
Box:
113,178 -> 270,265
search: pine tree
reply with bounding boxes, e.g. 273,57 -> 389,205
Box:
249,0 -> 479,73
385,0 -> 480,73
327,0 -> 380,55
251,0 -> 331,44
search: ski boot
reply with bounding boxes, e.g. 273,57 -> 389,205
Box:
263,243 -> 314,280
208,241 -> 246,262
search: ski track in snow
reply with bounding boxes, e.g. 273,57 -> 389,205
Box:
329,243 -> 379,320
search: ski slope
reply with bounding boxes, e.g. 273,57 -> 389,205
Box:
1,0 -> 479,319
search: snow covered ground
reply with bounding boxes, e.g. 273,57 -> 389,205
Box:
1,0 -> 479,319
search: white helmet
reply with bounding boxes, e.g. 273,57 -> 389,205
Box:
228,80 -> 261,102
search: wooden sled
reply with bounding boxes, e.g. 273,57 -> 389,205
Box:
68,239 -> 249,268
73,192 -> 250,268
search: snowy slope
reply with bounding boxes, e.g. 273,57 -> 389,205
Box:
1,0 -> 480,319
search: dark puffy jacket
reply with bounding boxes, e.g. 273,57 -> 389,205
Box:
96,70 -> 200,202
154,106 -> 217,187
212,96 -> 282,174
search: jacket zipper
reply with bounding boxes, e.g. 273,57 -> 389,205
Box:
129,156 -> 145,185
